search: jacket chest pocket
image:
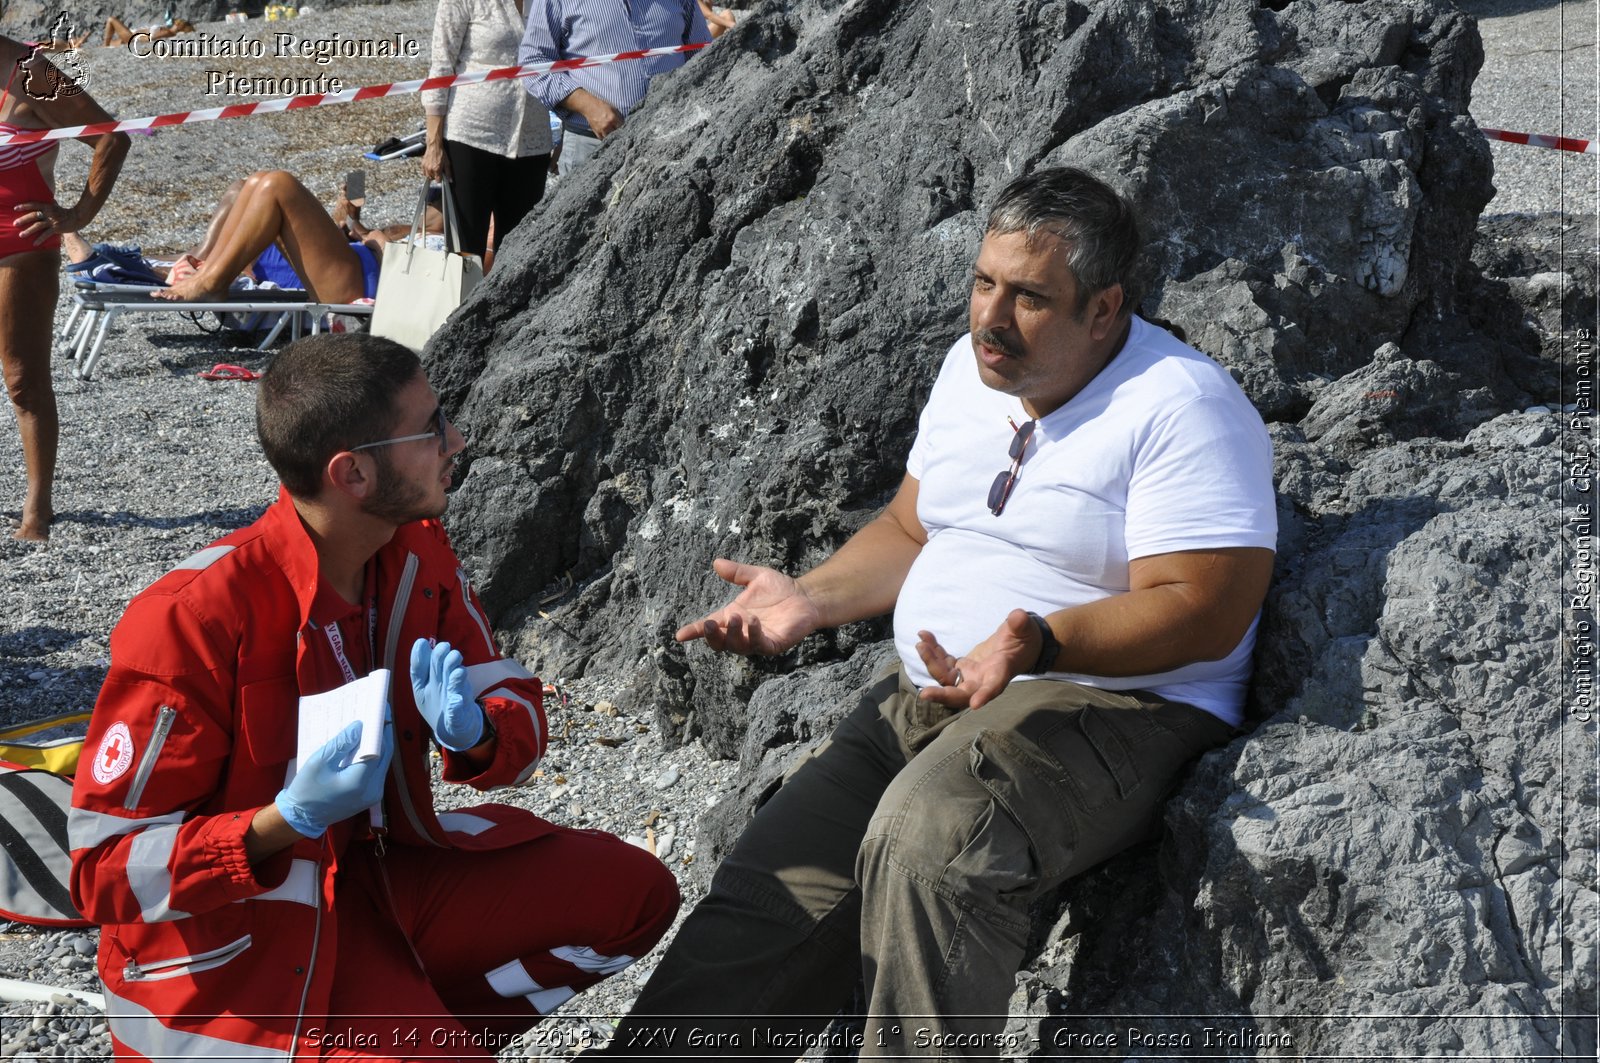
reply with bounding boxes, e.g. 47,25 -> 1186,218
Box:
239,678 -> 298,770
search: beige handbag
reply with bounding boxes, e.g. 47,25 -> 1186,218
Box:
370,182 -> 483,351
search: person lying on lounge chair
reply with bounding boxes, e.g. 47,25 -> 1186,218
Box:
155,170 -> 442,304
101,15 -> 196,48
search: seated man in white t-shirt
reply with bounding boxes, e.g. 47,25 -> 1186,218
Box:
604,166 -> 1278,1057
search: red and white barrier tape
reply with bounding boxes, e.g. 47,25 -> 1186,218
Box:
0,42 -> 706,146
1,52 -> 1590,161
1481,127 -> 1596,155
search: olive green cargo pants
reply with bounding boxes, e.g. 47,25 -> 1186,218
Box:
607,665 -> 1233,1060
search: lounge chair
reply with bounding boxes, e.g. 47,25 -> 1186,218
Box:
60,281 -> 375,381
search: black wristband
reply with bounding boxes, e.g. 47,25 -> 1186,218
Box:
1026,611 -> 1061,673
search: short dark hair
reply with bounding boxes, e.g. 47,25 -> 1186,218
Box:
257,333 -> 422,498
985,166 -> 1144,315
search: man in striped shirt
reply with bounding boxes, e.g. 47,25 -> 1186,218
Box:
519,0 -> 711,175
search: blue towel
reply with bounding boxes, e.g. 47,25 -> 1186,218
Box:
65,243 -> 166,286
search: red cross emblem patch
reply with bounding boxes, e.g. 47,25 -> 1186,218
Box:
91,721 -> 135,786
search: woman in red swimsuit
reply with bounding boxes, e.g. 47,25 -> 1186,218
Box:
0,36 -> 129,541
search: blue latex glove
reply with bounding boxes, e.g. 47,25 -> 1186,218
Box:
409,638 -> 484,751
276,720 -> 392,839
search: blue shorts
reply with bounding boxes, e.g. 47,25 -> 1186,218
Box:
252,241 -> 380,299
351,242 -> 379,299
252,244 -> 302,289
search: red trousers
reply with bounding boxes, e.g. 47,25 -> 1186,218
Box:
307,827 -> 679,1061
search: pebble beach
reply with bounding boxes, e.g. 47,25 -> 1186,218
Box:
0,0 -> 1594,1058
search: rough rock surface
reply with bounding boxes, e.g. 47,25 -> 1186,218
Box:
419,0 -> 1594,1054
435,0 -> 1501,719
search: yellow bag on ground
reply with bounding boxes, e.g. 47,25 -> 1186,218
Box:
0,711 -> 92,777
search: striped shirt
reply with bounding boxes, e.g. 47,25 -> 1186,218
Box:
518,0 -> 710,136
0,124 -> 55,171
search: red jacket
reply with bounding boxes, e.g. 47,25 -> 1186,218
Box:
70,492 -> 553,1060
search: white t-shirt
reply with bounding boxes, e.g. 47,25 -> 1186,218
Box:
894,319 -> 1277,725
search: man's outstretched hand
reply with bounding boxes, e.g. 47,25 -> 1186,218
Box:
675,559 -> 821,656
915,608 -> 1043,709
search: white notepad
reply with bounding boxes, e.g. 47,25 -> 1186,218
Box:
296,668 -> 391,766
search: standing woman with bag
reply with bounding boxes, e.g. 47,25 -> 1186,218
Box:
423,0 -> 553,264
0,38 -> 129,541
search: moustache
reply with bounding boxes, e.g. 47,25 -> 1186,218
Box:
975,329 -> 1022,359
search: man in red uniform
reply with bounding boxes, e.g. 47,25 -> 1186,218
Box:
69,333 -> 679,1061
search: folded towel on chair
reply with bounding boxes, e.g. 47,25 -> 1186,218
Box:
65,243 -> 166,286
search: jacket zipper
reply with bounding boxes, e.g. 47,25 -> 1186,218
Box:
384,553 -> 445,845
123,705 -> 176,811
123,934 -> 252,981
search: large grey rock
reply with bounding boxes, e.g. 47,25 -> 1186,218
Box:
422,0 -> 1595,1053
435,0 -> 1495,734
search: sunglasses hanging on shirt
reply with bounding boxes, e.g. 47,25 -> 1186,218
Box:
987,417 -> 1036,517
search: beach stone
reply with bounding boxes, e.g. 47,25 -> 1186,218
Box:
421,0 -> 1594,1054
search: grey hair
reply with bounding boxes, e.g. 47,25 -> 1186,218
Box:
984,167 -> 1144,315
